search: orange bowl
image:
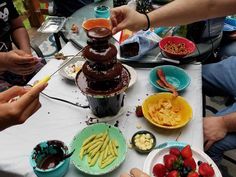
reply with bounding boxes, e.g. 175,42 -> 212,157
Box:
82,18 -> 111,32
159,36 -> 196,58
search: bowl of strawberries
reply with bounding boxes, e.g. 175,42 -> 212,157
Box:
143,141 -> 222,177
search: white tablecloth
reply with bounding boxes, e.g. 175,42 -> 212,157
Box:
0,42 -> 203,177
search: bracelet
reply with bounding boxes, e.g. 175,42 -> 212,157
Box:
143,13 -> 150,31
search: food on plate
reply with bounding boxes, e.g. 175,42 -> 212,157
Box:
152,145 -> 215,177
163,41 -> 189,55
133,132 -> 154,151
148,98 -> 181,126
71,24 -> 79,33
64,61 -> 82,78
54,52 -> 65,60
135,105 -> 144,117
79,130 -> 119,168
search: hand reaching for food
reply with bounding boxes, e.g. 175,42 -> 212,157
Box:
0,83 -> 48,131
2,50 -> 39,75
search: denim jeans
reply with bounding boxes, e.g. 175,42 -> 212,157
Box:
202,57 -> 236,165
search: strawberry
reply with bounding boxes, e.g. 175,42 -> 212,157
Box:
170,147 -> 181,157
181,145 -> 192,159
135,106 -> 143,117
187,172 -> 199,177
183,157 -> 196,170
153,163 -> 168,177
166,170 -> 180,177
164,154 -> 178,170
198,162 -> 215,177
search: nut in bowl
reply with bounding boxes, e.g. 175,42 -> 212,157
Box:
142,93 -> 192,129
29,140 -> 70,177
159,36 -> 196,58
82,18 -> 112,32
70,123 -> 127,175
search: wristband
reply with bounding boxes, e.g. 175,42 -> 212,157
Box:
143,13 -> 150,31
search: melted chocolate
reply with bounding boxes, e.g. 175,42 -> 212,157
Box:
38,153 -> 62,170
33,140 -> 67,170
76,27 -> 130,117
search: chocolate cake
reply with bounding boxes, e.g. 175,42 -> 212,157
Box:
76,27 -> 130,117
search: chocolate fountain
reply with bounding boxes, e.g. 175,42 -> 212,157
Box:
76,27 -> 130,118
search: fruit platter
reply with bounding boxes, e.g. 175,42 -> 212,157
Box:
143,142 -> 222,177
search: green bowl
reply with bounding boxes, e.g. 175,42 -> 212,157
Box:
149,65 -> 191,92
70,123 -> 127,175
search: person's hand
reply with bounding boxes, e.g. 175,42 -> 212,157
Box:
0,83 -> 47,131
110,6 -> 147,34
2,50 -> 39,75
120,168 -> 150,177
203,116 -> 227,151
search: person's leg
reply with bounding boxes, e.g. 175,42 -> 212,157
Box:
206,102 -> 236,165
202,56 -> 236,98
218,40 -> 236,59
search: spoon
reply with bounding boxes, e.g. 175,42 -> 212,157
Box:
61,149 -> 75,161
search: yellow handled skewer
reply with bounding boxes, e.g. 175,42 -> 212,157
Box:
33,48 -> 84,87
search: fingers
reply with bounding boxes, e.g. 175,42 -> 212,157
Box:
0,86 -> 27,103
15,82 -> 47,110
18,99 -> 41,124
130,168 -> 150,177
13,49 -> 32,57
204,140 -> 214,151
120,173 -> 132,177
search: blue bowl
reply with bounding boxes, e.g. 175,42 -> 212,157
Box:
30,140 -> 70,177
149,65 -> 191,92
94,6 -> 110,18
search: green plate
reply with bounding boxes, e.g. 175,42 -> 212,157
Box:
70,123 -> 127,175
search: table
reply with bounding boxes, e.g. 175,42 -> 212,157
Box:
64,0 -> 222,67
0,41 -> 203,177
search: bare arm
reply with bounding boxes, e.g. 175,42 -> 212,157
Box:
148,0 -> 236,27
222,112 -> 236,132
110,0 -> 236,34
11,17 -> 31,54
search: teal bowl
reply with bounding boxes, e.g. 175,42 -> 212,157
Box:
94,6 -> 110,18
29,140 -> 70,177
149,65 -> 191,92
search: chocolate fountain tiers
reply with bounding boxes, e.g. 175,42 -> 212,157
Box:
76,27 -> 130,118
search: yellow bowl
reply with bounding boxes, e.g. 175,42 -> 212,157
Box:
142,93 -> 192,129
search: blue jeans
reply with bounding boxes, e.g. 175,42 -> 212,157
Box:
202,57 -> 236,165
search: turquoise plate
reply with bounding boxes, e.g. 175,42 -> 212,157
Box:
149,65 -> 191,92
70,123 -> 127,175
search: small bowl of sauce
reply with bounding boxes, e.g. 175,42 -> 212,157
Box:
30,140 -> 70,177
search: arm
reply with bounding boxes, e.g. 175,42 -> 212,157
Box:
148,0 -> 236,28
10,17 -> 31,54
204,112 -> 236,150
0,83 -> 47,131
110,0 -> 236,34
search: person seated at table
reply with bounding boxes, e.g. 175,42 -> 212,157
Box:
0,0 -> 45,92
0,82 -> 47,131
53,0 -> 94,17
110,0 -> 236,168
